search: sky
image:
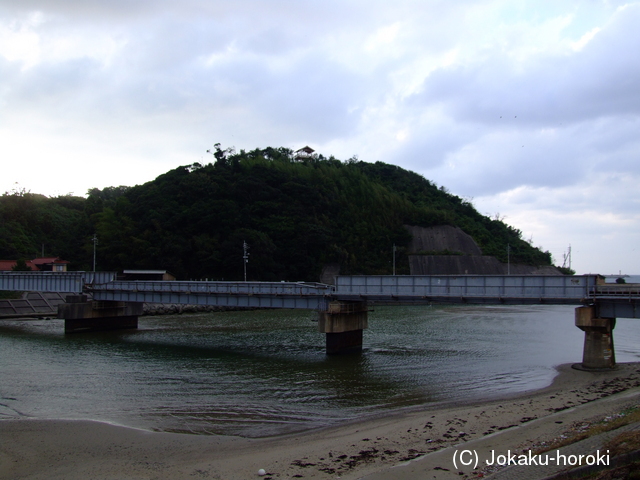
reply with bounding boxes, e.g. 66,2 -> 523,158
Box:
1,0 -> 639,276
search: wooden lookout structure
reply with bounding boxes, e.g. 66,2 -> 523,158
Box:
294,146 -> 315,161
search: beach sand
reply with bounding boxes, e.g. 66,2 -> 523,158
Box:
2,363 -> 640,480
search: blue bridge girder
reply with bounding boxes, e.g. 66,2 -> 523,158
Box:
0,271 -> 115,293
332,274 -> 597,304
89,280 -> 333,311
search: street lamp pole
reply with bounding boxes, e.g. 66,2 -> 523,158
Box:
243,240 -> 249,282
92,234 -> 98,272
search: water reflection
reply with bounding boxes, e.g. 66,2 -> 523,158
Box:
1,305 -> 640,437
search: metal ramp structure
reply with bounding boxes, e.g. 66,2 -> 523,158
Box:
0,292 -> 68,318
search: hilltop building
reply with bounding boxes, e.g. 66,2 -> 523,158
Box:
294,146 -> 315,161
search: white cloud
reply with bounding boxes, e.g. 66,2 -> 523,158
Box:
1,0 -> 640,274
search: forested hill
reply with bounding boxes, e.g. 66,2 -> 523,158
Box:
1,146 -> 554,280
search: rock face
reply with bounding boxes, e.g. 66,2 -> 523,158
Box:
409,254 -> 504,275
408,255 -> 561,275
320,264 -> 341,285
405,225 -> 561,276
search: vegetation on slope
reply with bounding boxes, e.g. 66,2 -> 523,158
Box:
0,188 -> 89,265
0,147 -> 553,280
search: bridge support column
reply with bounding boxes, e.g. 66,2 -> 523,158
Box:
58,295 -> 143,333
575,306 -> 616,370
318,301 -> 368,354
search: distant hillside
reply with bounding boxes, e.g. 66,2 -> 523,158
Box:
0,191 -> 89,266
0,146 -> 555,280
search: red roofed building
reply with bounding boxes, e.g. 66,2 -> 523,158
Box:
0,257 -> 70,272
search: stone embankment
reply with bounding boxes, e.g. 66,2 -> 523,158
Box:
405,224 -> 562,275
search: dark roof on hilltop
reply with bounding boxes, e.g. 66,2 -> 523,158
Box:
296,146 -> 314,153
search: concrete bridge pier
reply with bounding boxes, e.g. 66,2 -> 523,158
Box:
318,301 -> 368,354
575,306 -> 616,370
58,295 -> 143,333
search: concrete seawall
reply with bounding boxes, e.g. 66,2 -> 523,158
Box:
405,224 -> 561,275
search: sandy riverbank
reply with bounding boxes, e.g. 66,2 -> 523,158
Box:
2,363 -> 640,480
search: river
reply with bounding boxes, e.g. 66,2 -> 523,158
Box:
2,304 -> 640,437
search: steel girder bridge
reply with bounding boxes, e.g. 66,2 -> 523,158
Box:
1,271 -> 638,364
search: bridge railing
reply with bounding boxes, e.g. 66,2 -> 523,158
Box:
593,284 -> 640,297
334,275 -> 599,303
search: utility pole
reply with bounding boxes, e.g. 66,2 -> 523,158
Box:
92,234 -> 98,272
243,240 -> 250,282
507,244 -> 510,275
393,243 -> 396,276
562,245 -> 572,270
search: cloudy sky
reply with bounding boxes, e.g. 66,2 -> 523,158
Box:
1,0 -> 638,275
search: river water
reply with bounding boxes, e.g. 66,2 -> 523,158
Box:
2,305 -> 640,437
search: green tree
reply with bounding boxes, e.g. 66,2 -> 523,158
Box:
11,258 -> 32,271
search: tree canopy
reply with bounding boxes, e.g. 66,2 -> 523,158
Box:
0,147 -> 553,279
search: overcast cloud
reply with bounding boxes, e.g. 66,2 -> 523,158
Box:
1,0 -> 638,275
